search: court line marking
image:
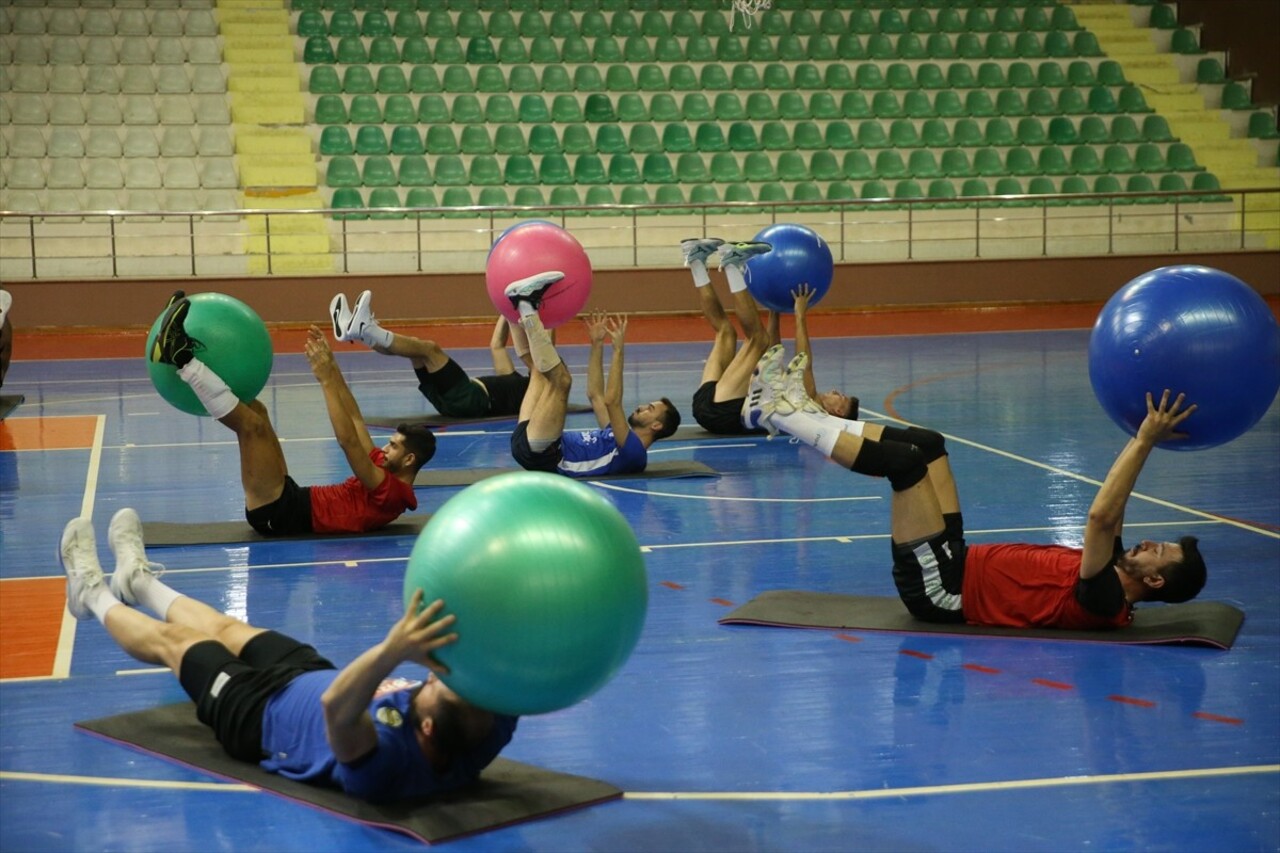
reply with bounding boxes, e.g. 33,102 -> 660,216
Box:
862,407 -> 1280,541
623,764 -> 1280,801
0,770 -> 255,793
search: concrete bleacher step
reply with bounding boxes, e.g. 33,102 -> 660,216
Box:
236,128 -> 310,157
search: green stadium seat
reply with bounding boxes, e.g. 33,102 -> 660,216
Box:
818,121 -> 850,150
1015,32 -> 1045,59
354,125 -> 389,155
637,64 -> 668,91
795,64 -> 826,90
953,119 -> 984,147
477,66 -> 509,94
1109,115 -> 1141,144
1005,62 -> 1034,89
867,33 -> 896,60
715,93 -> 747,121
682,93 -> 713,122
695,122 -> 729,152
426,124 -> 460,154
775,92 -> 806,120
794,121 -> 825,150
806,34 -> 836,61
856,121 -> 888,148
909,149 -> 942,179
746,151 -> 778,181
1170,28 -> 1201,54
709,151 -> 743,182
987,32 -> 1016,59
961,178 -> 991,198
985,118 -> 1015,146
1103,144 -> 1136,173
361,155 -> 397,187
874,92 -> 904,118
1048,116 -> 1078,145
837,33 -> 866,60
974,62 -> 1004,90
995,178 -> 1027,204
974,148 -> 1004,177
342,65 -> 376,94
465,36 -> 497,63
757,121 -> 791,151
460,125 -> 493,154
309,66 -> 342,94
658,123 -> 692,153
944,146 -> 978,176
331,187 -> 367,220
573,153 -> 607,184
1094,61 -> 1125,87
469,155 -> 502,186
346,95 -> 382,125
811,150 -> 842,181
424,10 -> 454,36
314,94 -> 347,124
624,123 -> 657,154
946,63 -> 976,90
998,89 -> 1029,117
888,119 -> 920,148
670,64 -> 699,91
651,94 -> 681,122
1085,86 -> 1117,115
556,124 -> 590,155
439,187 -> 476,217
638,152 -> 673,183
1221,82 -> 1253,110
1247,112 -> 1280,139
827,181 -> 857,204
494,125 -> 527,155
546,95 -> 579,123
1052,5 -> 1080,31
1016,117 -> 1047,146
1074,31 -> 1103,57
497,35 -> 529,63
435,38 -> 465,64
1006,147 -> 1037,176
576,66 -> 606,93
1077,116 -> 1109,144
320,126 -> 354,156
547,185 -> 581,206
861,180 -> 891,201
966,90 -> 997,117
880,8 -> 907,34
876,150 -> 908,179
1127,174 -> 1160,202
840,92 -> 872,119
1038,62 -> 1067,89
747,92 -> 778,120
397,155 -> 431,187
926,32 -> 955,59
455,10 -> 485,37
621,183 -> 654,211
932,90 -> 962,118
1039,145 -> 1070,175
915,118 -> 948,148
594,124 -> 626,153
894,180 -> 925,203
1158,173 -> 1187,193
584,93 -> 615,121
1094,174 -> 1124,199
1059,175 -> 1091,203
677,152 -> 709,183
811,93 -> 842,120
376,66 -> 408,93
1195,58 -> 1226,85
536,153 -> 571,185
1054,87 -> 1085,116
993,6 -> 1020,32
1167,143 -> 1200,171
500,154 -> 535,185
1067,61 -> 1096,87
1027,176 -> 1059,205
840,8 -> 868,35
451,94 -> 482,123
329,11 -> 360,36
515,94 -> 548,124
914,63 -> 945,90
305,36 -> 337,64
623,34 -> 654,62
728,121 -> 761,151
716,35 -> 747,62
1070,145 -> 1103,174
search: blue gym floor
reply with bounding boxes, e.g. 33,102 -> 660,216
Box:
1,324 -> 1277,851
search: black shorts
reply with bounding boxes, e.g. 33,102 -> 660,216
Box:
245,476 -> 312,537
510,420 -> 562,473
890,532 -> 967,624
692,381 -> 767,436
179,631 -> 336,763
415,361 -> 490,418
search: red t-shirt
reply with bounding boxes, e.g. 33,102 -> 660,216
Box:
309,448 -> 417,534
961,543 -> 1132,630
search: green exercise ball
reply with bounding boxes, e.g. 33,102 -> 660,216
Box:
404,471 -> 648,716
145,293 -> 273,417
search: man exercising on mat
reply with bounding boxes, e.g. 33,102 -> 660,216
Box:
744,345 -> 1207,628
506,272 -> 681,478
61,508 -> 516,802
151,293 -> 434,536
331,290 -> 531,420
682,239 -> 857,436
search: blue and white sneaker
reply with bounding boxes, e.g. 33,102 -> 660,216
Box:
60,517 -> 105,621
108,508 -> 164,606
717,240 -> 771,271
782,352 -> 826,415
503,271 -> 565,313
680,237 -> 724,267
742,344 -> 790,433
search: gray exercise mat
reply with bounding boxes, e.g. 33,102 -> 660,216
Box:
142,516 -> 430,546
719,590 -> 1246,650
416,460 -> 719,487
76,703 -> 621,846
366,405 -> 593,429
0,394 -> 23,420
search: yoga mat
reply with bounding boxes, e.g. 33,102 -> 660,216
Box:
719,590 -> 1245,650
76,703 -> 621,846
416,460 -> 719,487
366,405 -> 593,429
0,394 -> 23,420
142,516 -> 430,547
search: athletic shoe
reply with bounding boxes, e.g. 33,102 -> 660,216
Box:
60,517 -> 105,621
680,237 -> 724,267
503,271 -> 565,313
742,344 -> 790,433
717,240 -> 771,270
344,290 -> 377,345
781,352 -> 826,416
150,295 -> 201,368
0,289 -> 12,327
329,293 -> 352,342
108,508 -> 164,606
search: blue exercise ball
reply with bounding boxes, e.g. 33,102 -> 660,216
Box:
1088,265 -> 1280,451
403,472 -> 648,716
744,223 -> 835,313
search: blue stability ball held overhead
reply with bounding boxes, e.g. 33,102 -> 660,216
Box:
146,292 -> 273,417
1088,265 -> 1280,450
743,223 -> 835,313
403,471 -> 648,716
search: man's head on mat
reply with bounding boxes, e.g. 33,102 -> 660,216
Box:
408,676 -> 497,771
1114,535 -> 1207,603
629,398 -> 681,440
384,424 -> 437,473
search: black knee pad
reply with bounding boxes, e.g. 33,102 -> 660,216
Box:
882,425 -> 947,464
852,439 -> 928,492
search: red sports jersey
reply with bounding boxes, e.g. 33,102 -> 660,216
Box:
309,448 -> 417,534
961,543 -> 1132,630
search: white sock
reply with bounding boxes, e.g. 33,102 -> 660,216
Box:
359,321 -> 393,349
516,300 -> 539,320
130,574 -> 184,621
841,418 -> 865,436
773,409 -> 841,457
724,265 -> 748,293
87,586 -> 123,623
177,358 -> 239,420
519,315 -> 562,374
689,259 -> 711,287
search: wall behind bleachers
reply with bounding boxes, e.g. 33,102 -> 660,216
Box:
1179,0 -> 1279,105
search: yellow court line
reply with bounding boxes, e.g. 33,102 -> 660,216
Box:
0,770 -> 255,793
624,764 -> 1280,801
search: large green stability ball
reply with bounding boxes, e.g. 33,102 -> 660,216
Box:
145,293 -> 273,416
404,471 -> 648,716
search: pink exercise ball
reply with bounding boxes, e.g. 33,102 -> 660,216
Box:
485,222 -> 592,328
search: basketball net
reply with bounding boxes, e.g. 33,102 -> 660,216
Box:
730,0 -> 771,28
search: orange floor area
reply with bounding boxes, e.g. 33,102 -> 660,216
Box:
0,578 -> 66,680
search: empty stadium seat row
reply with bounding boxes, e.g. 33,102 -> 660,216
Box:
293,5 -> 1081,40
4,64 -> 226,95
1,7 -> 217,37
2,125 -> 234,158
291,0 -> 1071,13
1,188 -> 240,218
4,93 -> 231,126
3,157 -> 237,190
0,35 -> 222,65
321,145 -> 1203,190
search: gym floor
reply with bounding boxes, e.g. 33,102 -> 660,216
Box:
1,308 -> 1277,851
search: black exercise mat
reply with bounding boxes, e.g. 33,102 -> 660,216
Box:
719,590 -> 1245,649
366,405 -> 593,429
142,516 -> 430,546
76,703 -> 621,846
416,460 -> 719,487
0,394 -> 24,420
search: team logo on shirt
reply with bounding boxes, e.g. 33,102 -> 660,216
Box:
376,706 -> 404,728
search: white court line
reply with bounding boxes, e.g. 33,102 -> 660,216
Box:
862,408 -> 1280,541
624,764 -> 1280,802
0,770 -> 255,793
595,481 -> 881,504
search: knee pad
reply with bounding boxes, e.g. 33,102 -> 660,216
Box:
852,439 -> 928,492
883,425 -> 947,463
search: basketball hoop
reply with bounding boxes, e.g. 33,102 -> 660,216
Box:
730,0 -> 771,28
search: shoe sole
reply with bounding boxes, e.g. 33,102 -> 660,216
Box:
345,291 -> 372,341
150,298 -> 190,365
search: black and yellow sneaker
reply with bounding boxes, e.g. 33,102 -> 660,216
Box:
150,295 -> 201,368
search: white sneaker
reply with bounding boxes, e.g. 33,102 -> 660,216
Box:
781,352 -> 826,416
60,517 -> 106,621
680,237 -> 724,267
329,293 -> 352,342
503,271 -> 565,312
717,240 -> 772,270
742,344 -> 791,433
0,289 -> 11,327
108,508 -> 164,606
344,290 -> 376,345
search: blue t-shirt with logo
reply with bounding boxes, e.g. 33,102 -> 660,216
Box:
260,671 -> 518,803
558,426 -> 647,478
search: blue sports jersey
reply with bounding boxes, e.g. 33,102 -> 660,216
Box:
259,671 -> 518,802
558,426 -> 647,478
